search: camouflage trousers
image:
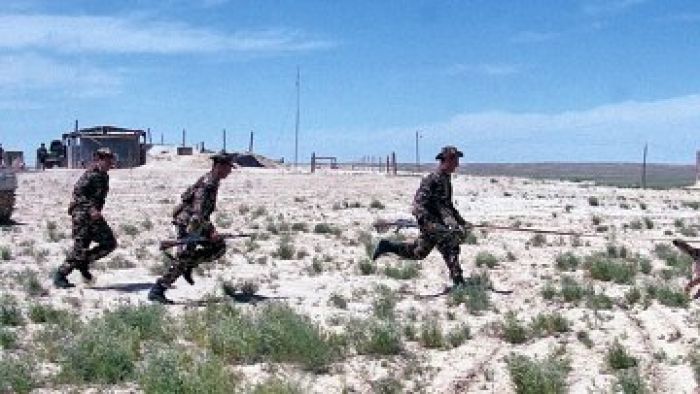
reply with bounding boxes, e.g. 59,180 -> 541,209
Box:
157,224 -> 226,287
58,212 -> 117,275
394,229 -> 463,281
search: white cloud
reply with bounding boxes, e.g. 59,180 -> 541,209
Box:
0,53 -> 121,96
0,14 -> 335,54
310,94 -> 700,162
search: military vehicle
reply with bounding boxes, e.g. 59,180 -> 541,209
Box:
44,140 -> 66,169
0,169 -> 17,223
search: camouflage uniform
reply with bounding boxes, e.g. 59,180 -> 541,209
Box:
57,165 -> 117,277
156,172 -> 226,287
393,170 -> 467,282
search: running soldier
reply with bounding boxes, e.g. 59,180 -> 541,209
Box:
372,146 -> 471,287
148,152 -> 235,304
54,148 -> 117,288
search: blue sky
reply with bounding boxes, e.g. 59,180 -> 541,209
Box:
1,0 -> 699,164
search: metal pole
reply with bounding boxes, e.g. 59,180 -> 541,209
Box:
641,143 -> 648,189
294,66 -> 300,168
223,129 -> 227,152
182,129 -> 186,147
249,131 -> 254,152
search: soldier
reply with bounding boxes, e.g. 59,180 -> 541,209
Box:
372,146 -> 471,287
54,148 -> 118,288
148,152 -> 235,304
36,143 -> 48,170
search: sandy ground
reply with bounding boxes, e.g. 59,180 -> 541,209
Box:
2,154 -> 700,393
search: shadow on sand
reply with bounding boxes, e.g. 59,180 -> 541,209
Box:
91,282 -> 154,293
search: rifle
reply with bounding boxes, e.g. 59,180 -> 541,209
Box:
373,218 -> 594,238
159,233 -> 254,250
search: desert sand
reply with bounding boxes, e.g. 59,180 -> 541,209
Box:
1,151 -> 699,393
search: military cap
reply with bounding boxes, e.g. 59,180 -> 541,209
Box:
210,151 -> 235,166
93,147 -> 115,159
435,146 -> 463,160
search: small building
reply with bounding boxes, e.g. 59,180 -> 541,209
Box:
63,126 -> 147,169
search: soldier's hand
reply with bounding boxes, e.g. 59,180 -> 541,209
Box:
89,208 -> 102,221
210,229 -> 221,242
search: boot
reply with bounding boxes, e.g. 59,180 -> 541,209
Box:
148,282 -> 174,304
183,267 -> 195,286
372,239 -> 397,261
53,270 -> 75,289
76,263 -> 95,285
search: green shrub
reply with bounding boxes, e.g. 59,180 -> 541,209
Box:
576,331 -> 593,348
359,259 -> 377,275
328,293 -> 348,309
447,272 -> 491,314
275,237 -> 295,260
203,303 -> 340,372
139,346 -> 237,394
102,304 -> 171,342
250,377 -> 304,394
29,303 -> 73,324
120,223 -> 140,236
587,255 -> 636,284
0,294 -> 24,326
463,232 -> 478,245
0,326 -> 17,349
419,317 -> 444,349
446,324 -> 471,348
351,320 -> 403,356
475,251 -> 499,268
614,368 -> 648,393
530,313 -> 570,337
373,285 -> 397,320
291,222 -> 308,232
646,284 -> 688,308
555,252 -> 580,271
371,377 -> 403,394
607,340 -> 638,370
384,261 -> 420,280
370,199 -> 386,209
507,353 -> 570,394
16,269 -> 45,297
560,276 -> 586,303
314,223 -> 340,236
0,355 -> 36,394
638,258 -> 652,275
624,287 -> 642,306
0,245 -> 11,261
502,312 -> 529,344
530,234 -> 547,247
60,320 -> 138,384
586,292 -> 613,310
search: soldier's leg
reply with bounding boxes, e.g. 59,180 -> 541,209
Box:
54,213 -> 91,288
85,218 -> 117,263
373,232 -> 437,260
436,235 -> 464,286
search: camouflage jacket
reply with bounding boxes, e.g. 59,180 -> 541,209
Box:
412,170 -> 466,227
173,172 -> 220,226
70,166 -> 109,214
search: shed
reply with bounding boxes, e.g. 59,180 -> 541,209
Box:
63,126 -> 147,169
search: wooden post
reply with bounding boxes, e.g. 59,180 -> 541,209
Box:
391,152 -> 397,175
249,131 -> 254,152
311,152 -> 316,173
386,155 -> 390,173
182,129 -> 186,147
223,129 -> 226,151
696,150 -> 700,184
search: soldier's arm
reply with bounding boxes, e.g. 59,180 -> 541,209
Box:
412,175 -> 439,225
72,172 -> 99,212
190,182 -> 216,228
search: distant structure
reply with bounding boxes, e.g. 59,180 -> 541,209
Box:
697,150 -> 700,184
63,125 -> 148,169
